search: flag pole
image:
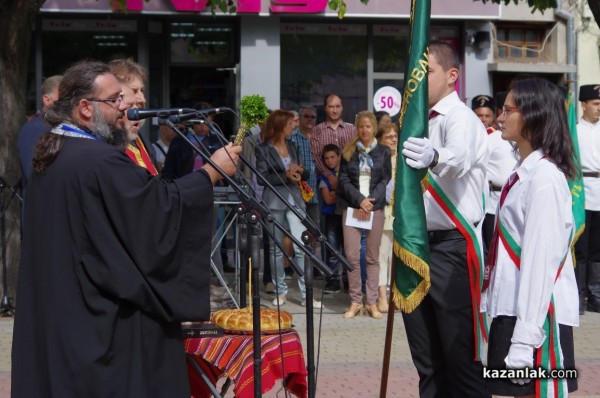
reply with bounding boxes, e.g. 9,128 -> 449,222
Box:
380,0 -> 431,394
379,257 -> 396,398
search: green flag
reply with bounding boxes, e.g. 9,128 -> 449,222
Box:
392,0 -> 431,313
567,92 -> 585,247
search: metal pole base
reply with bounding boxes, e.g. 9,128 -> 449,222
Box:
0,295 -> 14,317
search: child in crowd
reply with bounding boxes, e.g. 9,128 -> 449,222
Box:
319,144 -> 344,294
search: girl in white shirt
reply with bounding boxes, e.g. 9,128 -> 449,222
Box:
484,78 -> 579,398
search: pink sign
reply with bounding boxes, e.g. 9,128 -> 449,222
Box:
43,0 -> 499,17
270,0 -> 327,13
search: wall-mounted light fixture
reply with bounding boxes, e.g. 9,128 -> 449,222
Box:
466,31 -> 491,51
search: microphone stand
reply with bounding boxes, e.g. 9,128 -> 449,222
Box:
200,118 -> 354,398
168,112 -> 352,398
0,177 -> 21,317
218,135 -> 347,398
163,119 -> 310,397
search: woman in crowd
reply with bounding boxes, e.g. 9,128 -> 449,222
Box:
375,122 -> 398,313
484,78 -> 579,397
338,111 -> 391,319
256,109 -> 323,308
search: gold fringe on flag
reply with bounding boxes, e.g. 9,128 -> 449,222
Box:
392,241 -> 431,313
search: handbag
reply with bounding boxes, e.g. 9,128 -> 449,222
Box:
299,180 -> 314,202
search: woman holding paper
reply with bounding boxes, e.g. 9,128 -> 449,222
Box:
337,111 -> 391,319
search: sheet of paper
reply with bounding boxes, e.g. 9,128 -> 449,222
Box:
345,208 -> 374,230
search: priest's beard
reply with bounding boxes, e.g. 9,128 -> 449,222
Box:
91,104 -> 128,150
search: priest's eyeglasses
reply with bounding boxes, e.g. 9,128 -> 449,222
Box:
87,94 -> 125,108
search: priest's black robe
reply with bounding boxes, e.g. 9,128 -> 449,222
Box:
12,135 -> 213,397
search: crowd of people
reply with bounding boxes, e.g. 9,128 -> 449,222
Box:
13,39 -> 598,396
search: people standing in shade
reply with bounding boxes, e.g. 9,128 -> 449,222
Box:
472,94 -> 518,251
290,106 -> 322,277
400,41 -> 490,397
256,109 -> 323,308
319,144 -> 343,293
162,101 -> 223,179
108,58 -> 158,175
375,122 -> 398,313
11,60 -> 241,398
337,111 -> 391,319
375,110 -> 392,126
483,77 -> 579,397
153,123 -> 178,172
575,83 -> 600,314
310,94 -> 356,190
310,94 -> 357,292
17,75 -> 62,195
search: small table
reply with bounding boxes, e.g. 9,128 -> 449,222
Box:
185,329 -> 308,398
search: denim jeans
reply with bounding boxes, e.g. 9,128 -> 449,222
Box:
323,213 -> 343,274
269,207 -> 309,299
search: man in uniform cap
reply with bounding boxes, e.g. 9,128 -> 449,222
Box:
471,94 -> 497,134
575,84 -> 600,314
472,94 -> 517,252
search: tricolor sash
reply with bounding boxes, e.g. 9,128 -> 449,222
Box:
497,219 -> 570,398
426,175 -> 488,361
126,136 -> 158,176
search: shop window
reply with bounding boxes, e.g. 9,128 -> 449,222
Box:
495,26 -> 545,61
170,22 -> 234,65
373,25 -> 410,74
280,23 -> 368,121
41,19 -> 137,76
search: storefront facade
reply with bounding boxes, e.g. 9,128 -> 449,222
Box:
31,0 -> 572,133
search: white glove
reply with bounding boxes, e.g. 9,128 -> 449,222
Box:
402,137 -> 435,169
505,342 -> 534,385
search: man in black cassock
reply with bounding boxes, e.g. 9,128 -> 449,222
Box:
11,60 -> 241,398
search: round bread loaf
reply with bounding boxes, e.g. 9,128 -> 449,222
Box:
211,307 -> 293,332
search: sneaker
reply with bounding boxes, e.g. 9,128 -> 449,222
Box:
323,278 -> 341,294
264,282 -> 275,294
272,295 -> 286,306
300,300 -> 324,309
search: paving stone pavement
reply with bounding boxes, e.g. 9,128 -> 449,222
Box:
1,275 -> 600,397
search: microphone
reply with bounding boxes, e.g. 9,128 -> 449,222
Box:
127,108 -> 195,121
157,113 -> 197,125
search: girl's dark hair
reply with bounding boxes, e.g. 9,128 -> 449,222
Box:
321,143 -> 340,160
509,78 -> 577,179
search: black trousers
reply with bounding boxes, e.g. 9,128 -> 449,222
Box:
402,234 -> 490,398
574,210 -> 600,308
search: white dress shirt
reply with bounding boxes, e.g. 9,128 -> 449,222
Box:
425,91 -> 489,230
152,139 -> 169,166
483,150 -> 579,348
577,118 -> 600,211
486,130 -> 518,214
